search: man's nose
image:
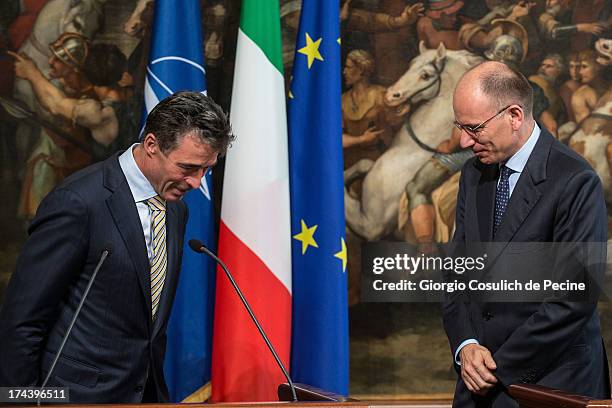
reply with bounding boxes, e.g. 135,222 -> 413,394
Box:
185,176 -> 201,190
186,168 -> 207,190
459,130 -> 476,149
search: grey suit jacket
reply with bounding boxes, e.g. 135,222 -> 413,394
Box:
443,128 -> 610,408
0,153 -> 188,403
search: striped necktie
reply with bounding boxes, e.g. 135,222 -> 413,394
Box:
147,195 -> 167,319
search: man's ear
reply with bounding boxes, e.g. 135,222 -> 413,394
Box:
508,105 -> 525,131
142,133 -> 159,155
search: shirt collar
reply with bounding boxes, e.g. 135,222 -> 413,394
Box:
504,122 -> 540,174
118,143 -> 157,202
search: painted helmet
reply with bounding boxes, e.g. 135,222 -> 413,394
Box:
49,32 -> 90,69
484,34 -> 525,68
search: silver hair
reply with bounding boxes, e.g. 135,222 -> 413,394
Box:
543,53 -> 566,74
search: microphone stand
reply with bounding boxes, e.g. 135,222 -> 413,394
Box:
37,248 -> 111,406
189,240 -> 298,402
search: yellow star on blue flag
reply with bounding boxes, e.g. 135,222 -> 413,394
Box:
298,33 -> 324,69
293,220 -> 319,255
334,237 -> 347,273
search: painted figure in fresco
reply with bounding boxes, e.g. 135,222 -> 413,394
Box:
572,50 -> 609,123
569,0 -> 612,52
571,49 -> 609,123
341,0 -> 425,85
567,42 -> 612,206
10,33 -> 93,220
344,42 -> 482,241
460,4 -> 530,53
538,0 -> 608,44
459,1 -> 548,71
14,0 -> 105,92
559,51 -> 581,123
480,19 -> 528,70
416,0 -> 466,50
528,53 -> 566,133
11,37 -> 134,220
341,0 -> 424,31
568,91 -> 612,206
13,0 -> 107,167
342,49 -> 409,175
398,127 -> 472,253
13,43 -> 133,151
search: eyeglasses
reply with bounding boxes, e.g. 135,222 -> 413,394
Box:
453,105 -> 513,136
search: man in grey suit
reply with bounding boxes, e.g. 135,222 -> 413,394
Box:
444,61 -> 609,407
0,91 -> 234,403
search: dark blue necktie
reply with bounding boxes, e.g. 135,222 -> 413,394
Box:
494,165 -> 515,236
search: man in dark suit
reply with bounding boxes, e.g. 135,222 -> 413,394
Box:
444,61 -> 609,407
0,91 -> 233,403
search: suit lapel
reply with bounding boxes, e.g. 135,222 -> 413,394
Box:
493,127 -> 551,243
104,155 -> 153,326
152,202 -> 180,338
493,168 -> 542,242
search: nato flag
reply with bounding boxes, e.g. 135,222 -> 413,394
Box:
144,0 -> 216,402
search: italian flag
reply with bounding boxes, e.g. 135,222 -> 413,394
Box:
211,0 -> 291,402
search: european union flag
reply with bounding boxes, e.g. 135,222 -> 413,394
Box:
144,0 -> 216,402
288,0 -> 349,396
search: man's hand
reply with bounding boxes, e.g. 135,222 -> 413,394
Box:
393,3 -> 425,27
8,51 -> 41,81
508,1 -> 536,20
459,344 -> 498,396
360,126 -> 385,144
576,22 -> 606,36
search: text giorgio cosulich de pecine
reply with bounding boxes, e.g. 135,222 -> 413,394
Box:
370,254 -> 585,293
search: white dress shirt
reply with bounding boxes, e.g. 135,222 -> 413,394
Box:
118,143 -> 159,262
500,122 -> 541,195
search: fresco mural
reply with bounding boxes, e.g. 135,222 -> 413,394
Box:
0,0 -> 610,397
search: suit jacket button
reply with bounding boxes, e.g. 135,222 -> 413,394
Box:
134,385 -> 144,392
483,312 -> 493,321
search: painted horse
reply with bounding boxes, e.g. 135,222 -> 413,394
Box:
344,42 -> 482,241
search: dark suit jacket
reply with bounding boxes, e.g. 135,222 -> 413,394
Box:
443,128 -> 610,408
0,153 -> 188,403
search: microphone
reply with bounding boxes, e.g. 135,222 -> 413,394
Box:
37,243 -> 113,406
188,239 -> 298,402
